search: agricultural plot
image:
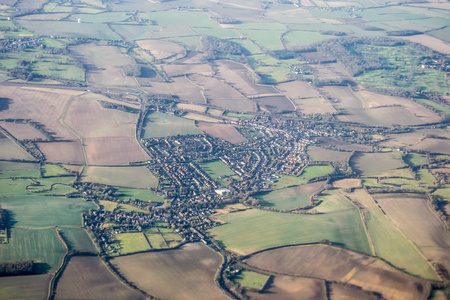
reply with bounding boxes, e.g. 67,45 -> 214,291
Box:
209,191 -> 370,255
245,244 -> 431,300
136,39 -> 185,60
99,200 -> 148,214
36,141 -> 85,165
397,34 -> 450,55
81,166 -> 158,189
0,161 -> 40,179
0,196 -> 95,227
115,187 -> 164,203
59,227 -> 97,253
0,136 -> 34,161
373,193 -> 450,274
168,77 -> 206,103
188,74 -> 257,112
176,103 -> 207,113
116,233 -> 151,254
69,43 -> 138,86
0,274 -> 51,300
307,146 -> 352,162
232,270 -> 269,292
332,178 -> 361,189
111,243 -> 228,300
164,64 -> 213,77
55,256 -> 145,300
0,227 -> 65,272
182,112 -> 220,123
284,31 -> 333,47
255,181 -> 324,210
299,165 -> 334,180
315,137 -> 371,152
409,138 -> 450,155
199,159 -> 237,185
252,95 -> 295,113
197,122 -> 247,144
417,169 -> 436,186
142,111 -> 202,138
328,284 -> 377,300
41,164 -> 70,177
0,122 -> 48,141
347,189 -> 438,280
247,276 -> 326,300
351,152 -> 406,175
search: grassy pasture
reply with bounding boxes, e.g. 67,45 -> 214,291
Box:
141,111 -> 202,138
197,122 -> 247,144
68,12 -> 129,23
99,200 -> 149,214
0,178 -> 34,197
369,168 -> 415,179
299,165 -> 334,180
351,152 -> 406,175
404,153 -> 428,166
111,243 -> 228,300
116,232 -> 151,254
200,160 -> 236,185
245,244 -> 432,300
0,161 -> 40,178
110,24 -> 160,40
272,175 -> 306,189
284,31 -> 333,47
209,191 -> 370,255
315,137 -> 371,152
417,169 -> 436,186
416,99 -> 450,115
55,256 -> 145,300
232,270 -> 269,291
82,166 -> 158,189
0,227 -> 65,272
307,146 -> 352,162
347,189 -> 438,279
115,187 -> 164,203
255,181 -> 324,210
0,274 -> 51,300
59,227 -> 97,253
0,196 -> 94,227
41,163 -> 70,177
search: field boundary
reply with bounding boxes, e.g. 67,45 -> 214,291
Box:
48,227 -> 69,300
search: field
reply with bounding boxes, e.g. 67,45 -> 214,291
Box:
0,161 -> 40,179
332,178 -> 361,189
245,244 -> 431,300
232,270 -> 269,291
59,227 -> 97,253
0,136 -> 36,160
99,200 -> 149,214
81,166 -> 158,188
347,189 -> 438,280
164,64 -> 213,77
41,164 -> 70,177
69,43 -> 138,86
0,196 -> 93,227
307,146 -> 352,162
182,112 -> 220,123
299,165 -> 334,180
209,191 -> 370,255
255,181 -> 324,210
315,137 -> 371,152
0,274 -> 51,300
199,160 -> 237,185
141,111 -> 202,138
176,103 -> 207,113
397,34 -> 450,55
55,256 -> 145,300
247,276 -> 326,300
417,170 -> 436,186
115,187 -> 164,203
252,95 -> 295,113
111,243 -> 229,300
136,39 -> 185,60
168,77 -> 206,104
188,74 -> 257,112
197,122 -> 247,144
36,141 -> 85,165
0,122 -> 48,140
328,283 -> 377,300
404,153 -> 428,166
0,227 -> 65,272
351,152 -> 406,175
373,193 -> 450,274
409,138 -> 450,155
116,232 -> 151,254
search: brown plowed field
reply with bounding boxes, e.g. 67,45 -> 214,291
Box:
197,122 -> 247,144
84,137 -> 149,165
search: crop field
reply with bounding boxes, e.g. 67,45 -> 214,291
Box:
141,111 -> 202,138
111,243 -> 228,300
41,163 -> 70,177
332,178 -> 361,189
284,31 -> 333,47
0,227 -> 65,272
307,146 -> 352,162
0,274 -> 51,300
0,122 -> 48,140
70,43 -> 138,86
83,136 -> 150,165
247,275 -> 326,300
82,166 -> 158,188
188,74 -> 257,112
416,99 -> 450,115
136,39 -> 185,60
99,200 -> 148,214
215,60 -> 277,96
164,64 -> 213,77
351,152 -> 406,175
404,153 -> 428,166
209,191 -> 370,255
315,137 -> 371,152
0,136 -> 35,161
59,227 -> 97,253
373,193 -> 450,273
176,103 -> 207,113
255,181 -> 324,210
409,138 -> 450,155
36,141 -> 85,165
0,196 -> 95,227
328,283 -> 377,300
64,93 -> 138,138
55,256 -> 145,300
197,122 -> 247,144
299,165 -> 334,180
116,232 -> 151,254
0,161 -> 40,178
115,187 -> 164,203
18,13 -> 70,21
417,169 -> 436,186
168,77 -> 206,104
199,160 -> 237,185
182,112 -> 220,123
232,270 -> 269,291
347,189 -> 438,280
245,244 -> 431,300
252,95 -> 295,113
398,34 -> 450,55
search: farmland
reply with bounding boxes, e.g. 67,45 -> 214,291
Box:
141,111 -> 202,138
111,243 -> 228,300
199,160 -> 237,185
351,152 -> 406,175
81,166 -> 158,189
307,146 -> 352,162
197,122 -> 247,144
231,270 -> 269,291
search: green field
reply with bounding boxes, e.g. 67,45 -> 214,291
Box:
115,187 -> 165,202
351,152 -> 406,175
141,111 -> 202,138
0,179 -> 34,197
116,232 -> 151,254
299,165 -> 334,180
433,187 -> 450,200
232,270 -> 269,291
98,200 -> 149,214
199,160 -> 236,185
0,274 -> 51,300
0,196 -> 95,227
26,176 -> 76,195
82,166 -> 158,189
41,164 -> 70,177
255,181 -> 324,210
284,31 -> 333,47
0,227 -> 65,272
417,169 -> 436,186
416,99 -> 450,115
272,175 -> 307,189
59,227 -> 97,253
146,232 -> 168,249
347,190 -> 438,279
68,12 -> 129,23
404,153 -> 428,166
209,191 -> 370,255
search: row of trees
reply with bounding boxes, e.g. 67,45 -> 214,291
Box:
0,260 -> 34,276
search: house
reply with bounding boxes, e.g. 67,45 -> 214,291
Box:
215,188 -> 231,196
